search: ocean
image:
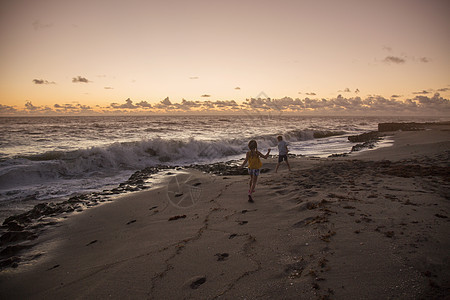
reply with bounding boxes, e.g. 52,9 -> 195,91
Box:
0,114 -> 445,221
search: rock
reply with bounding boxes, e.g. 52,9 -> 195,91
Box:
0,231 -> 37,245
378,122 -> 423,132
348,131 -> 380,143
351,141 -> 376,152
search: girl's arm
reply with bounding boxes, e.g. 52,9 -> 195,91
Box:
241,152 -> 249,168
258,149 -> 271,159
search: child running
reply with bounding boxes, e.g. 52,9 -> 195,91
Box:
275,135 -> 291,173
241,140 -> 271,202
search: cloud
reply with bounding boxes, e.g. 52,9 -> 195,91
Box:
54,103 -> 93,113
22,101 -> 53,114
0,104 -> 17,114
355,89 -> 360,94
136,101 -> 152,108
72,76 -> 91,83
382,46 -> 393,52
201,94 -> 211,98
189,77 -> 199,79
412,90 -> 430,95
25,101 -> 39,111
338,88 -> 351,93
240,94 -> 449,115
104,86 -> 114,89
213,100 -> 240,109
419,57 -> 430,63
110,98 -> 138,109
4,92 -> 449,116
235,87 -> 241,90
32,20 -> 53,30
383,56 -> 406,64
33,79 -> 56,85
305,92 -> 316,96
153,97 -> 173,109
161,97 -> 172,106
437,87 -> 449,92
176,99 -> 202,110
414,93 -> 450,108
151,98 -> 243,112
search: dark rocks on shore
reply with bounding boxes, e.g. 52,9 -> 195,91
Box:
190,162 -> 247,175
348,131 -> 380,143
189,162 -> 271,176
0,165 -> 173,270
378,121 -> 450,132
347,131 -> 382,152
351,141 -> 377,152
348,121 -> 449,152
378,122 -> 425,132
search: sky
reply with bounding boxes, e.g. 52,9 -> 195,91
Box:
0,0 -> 449,115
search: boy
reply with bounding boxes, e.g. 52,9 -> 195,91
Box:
275,135 -> 291,173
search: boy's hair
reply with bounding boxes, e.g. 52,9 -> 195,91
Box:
277,136 -> 283,141
248,140 -> 257,150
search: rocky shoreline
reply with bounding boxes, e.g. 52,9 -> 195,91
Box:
343,121 -> 450,155
0,160 -> 268,269
1,121 -> 446,270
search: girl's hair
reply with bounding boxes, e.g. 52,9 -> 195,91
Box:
248,140 -> 257,151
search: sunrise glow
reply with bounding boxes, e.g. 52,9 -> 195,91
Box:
1,0 -> 449,115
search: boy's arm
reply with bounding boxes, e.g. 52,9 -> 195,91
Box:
241,152 -> 249,168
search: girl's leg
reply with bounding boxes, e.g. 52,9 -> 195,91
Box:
250,175 -> 258,193
248,175 -> 254,194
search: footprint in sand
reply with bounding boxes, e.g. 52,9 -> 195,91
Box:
215,253 -> 229,261
190,276 -> 206,289
86,240 -> 98,246
126,220 -> 136,225
47,264 -> 60,271
168,215 -> 186,221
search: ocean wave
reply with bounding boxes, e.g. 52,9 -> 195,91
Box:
0,138 -> 243,189
0,129 -> 347,191
282,129 -> 346,141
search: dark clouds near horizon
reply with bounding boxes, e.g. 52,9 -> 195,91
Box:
103,94 -> 450,115
2,93 -> 449,116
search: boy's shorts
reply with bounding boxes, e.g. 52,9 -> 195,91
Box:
278,154 -> 288,163
248,168 -> 260,176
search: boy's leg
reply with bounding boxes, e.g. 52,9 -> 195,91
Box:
276,155 -> 283,173
286,158 -> 291,171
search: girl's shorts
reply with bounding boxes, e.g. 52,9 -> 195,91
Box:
248,168 -> 260,176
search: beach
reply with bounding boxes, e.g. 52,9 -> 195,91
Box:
0,123 -> 449,299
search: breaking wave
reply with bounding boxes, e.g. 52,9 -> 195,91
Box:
0,129 -> 346,190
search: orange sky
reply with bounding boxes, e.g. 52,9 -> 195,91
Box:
0,0 -> 449,115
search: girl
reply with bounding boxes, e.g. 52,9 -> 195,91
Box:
241,140 -> 271,202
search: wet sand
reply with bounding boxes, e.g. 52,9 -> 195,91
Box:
0,124 -> 449,299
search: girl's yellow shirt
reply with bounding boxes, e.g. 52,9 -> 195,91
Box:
248,152 -> 262,169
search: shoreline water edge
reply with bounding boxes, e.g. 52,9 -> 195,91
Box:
0,122 -> 449,299
0,124 -> 391,226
